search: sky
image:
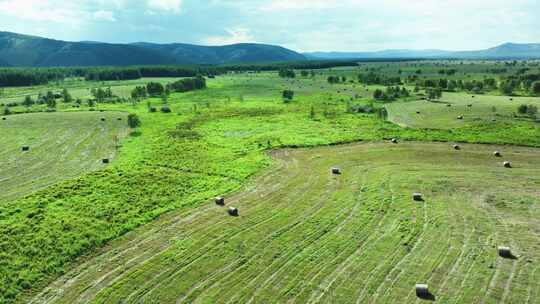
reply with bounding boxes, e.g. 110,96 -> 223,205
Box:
0,0 -> 539,52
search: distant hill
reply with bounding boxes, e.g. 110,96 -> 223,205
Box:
305,43 -> 540,60
0,31 -> 306,67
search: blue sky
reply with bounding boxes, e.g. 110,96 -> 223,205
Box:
1,0 -> 539,52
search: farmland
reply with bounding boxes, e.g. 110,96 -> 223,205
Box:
1,61 -> 540,303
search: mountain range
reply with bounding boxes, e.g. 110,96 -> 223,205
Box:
305,43 -> 540,60
1,31 -> 540,67
0,31 -> 305,67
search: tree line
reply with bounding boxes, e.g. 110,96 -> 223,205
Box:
0,60 -> 359,87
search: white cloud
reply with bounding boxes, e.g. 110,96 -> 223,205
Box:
147,0 -> 183,13
0,0 -> 83,23
204,28 -> 254,45
93,10 -> 116,22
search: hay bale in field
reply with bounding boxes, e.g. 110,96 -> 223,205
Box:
415,284 -> 433,299
446,104 -> 452,107
228,207 -> 239,216
509,98 -> 513,101
503,161 -> 512,168
117,118 -> 122,121
416,111 -> 421,114
457,115 -> 463,120
498,246 -> 513,258
2,117 -> 6,120
413,193 -> 423,201
22,146 -> 30,152
453,144 -> 461,150
467,104 -> 472,107
391,138 -> 398,144
493,151 -> 502,157
332,167 -> 342,175
215,196 -> 225,206
102,158 -> 110,164
101,118 -> 106,121
472,95 -> 475,98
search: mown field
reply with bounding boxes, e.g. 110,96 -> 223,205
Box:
0,112 -> 128,201
1,63 -> 540,303
29,142 -> 540,304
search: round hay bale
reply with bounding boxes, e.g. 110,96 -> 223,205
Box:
101,118 -> 106,122
2,117 -> 6,120
117,118 -> 122,121
215,196 -> 225,206
415,284 -> 429,298
228,207 -> 239,216
416,111 -> 421,114
457,115 -> 463,120
467,104 -> 472,107
413,193 -> 423,201
509,98 -> 513,101
331,167 -> 342,175
493,151 -> 502,157
446,104 -> 452,107
102,158 -> 110,164
22,146 -> 30,152
503,161 -> 512,168
391,138 -> 398,144
453,144 -> 461,150
498,246 -> 512,258
472,95 -> 475,98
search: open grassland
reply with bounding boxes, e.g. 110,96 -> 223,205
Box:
0,112 -> 128,202
1,67 -> 540,303
29,142 -> 540,303
386,92 -> 540,129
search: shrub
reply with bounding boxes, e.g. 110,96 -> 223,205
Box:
160,106 -> 172,113
149,106 -> 157,113
127,113 -> 141,129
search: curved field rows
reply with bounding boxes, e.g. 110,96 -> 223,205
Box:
28,142 -> 540,303
0,112 -> 128,202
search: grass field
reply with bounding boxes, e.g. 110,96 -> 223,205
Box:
27,142 -> 540,303
1,65 -> 540,303
0,112 -> 128,201
386,92 -> 540,129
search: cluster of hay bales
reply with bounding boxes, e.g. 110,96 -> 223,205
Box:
332,167 -> 342,175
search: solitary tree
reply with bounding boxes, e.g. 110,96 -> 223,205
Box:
22,95 -> 34,108
62,88 -> 72,103
282,90 -> 294,102
127,113 -> 141,129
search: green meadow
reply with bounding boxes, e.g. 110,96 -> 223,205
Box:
1,63 -> 539,303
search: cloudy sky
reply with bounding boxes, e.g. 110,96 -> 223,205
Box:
0,0 -> 539,52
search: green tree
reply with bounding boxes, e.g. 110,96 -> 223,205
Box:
127,113 -> 141,129
22,95 -> 34,108
282,90 -> 294,102
62,88 -> 72,103
531,81 -> 540,96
